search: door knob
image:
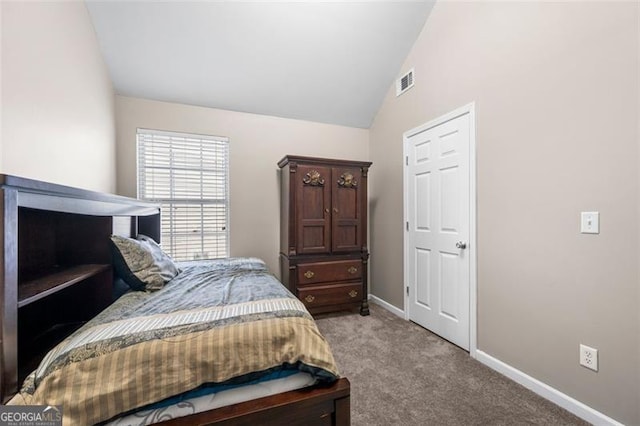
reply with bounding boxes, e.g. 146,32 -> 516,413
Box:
456,241 -> 467,249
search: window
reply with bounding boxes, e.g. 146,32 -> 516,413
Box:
137,128 -> 229,261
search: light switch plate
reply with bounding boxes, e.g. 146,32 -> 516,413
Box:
581,212 -> 599,234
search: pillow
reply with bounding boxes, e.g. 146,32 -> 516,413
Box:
112,276 -> 130,301
110,234 -> 180,291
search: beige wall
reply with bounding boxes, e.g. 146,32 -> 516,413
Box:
115,96 -> 369,275
369,2 -> 639,424
1,1 -> 115,192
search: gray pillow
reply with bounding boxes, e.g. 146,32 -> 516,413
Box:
110,234 -> 180,291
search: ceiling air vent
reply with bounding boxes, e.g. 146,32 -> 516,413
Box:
396,68 -> 415,97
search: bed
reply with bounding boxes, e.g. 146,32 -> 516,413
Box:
0,175 -> 350,426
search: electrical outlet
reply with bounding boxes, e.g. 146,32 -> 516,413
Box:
580,344 -> 598,372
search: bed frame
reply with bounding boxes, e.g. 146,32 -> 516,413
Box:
0,174 -> 350,425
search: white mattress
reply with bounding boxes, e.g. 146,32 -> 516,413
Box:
106,372 -> 317,425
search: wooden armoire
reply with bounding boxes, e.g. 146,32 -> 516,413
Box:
278,156 -> 372,316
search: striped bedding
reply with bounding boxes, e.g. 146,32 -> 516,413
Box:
9,258 -> 339,426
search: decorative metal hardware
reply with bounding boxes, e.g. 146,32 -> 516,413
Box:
456,241 -> 467,249
337,172 -> 357,188
333,207 -> 339,214
347,266 -> 358,274
348,290 -> 358,298
325,208 -> 330,214
305,295 -> 315,303
304,270 -> 315,279
302,170 -> 325,186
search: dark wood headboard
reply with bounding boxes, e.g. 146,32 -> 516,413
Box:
0,175 -> 161,402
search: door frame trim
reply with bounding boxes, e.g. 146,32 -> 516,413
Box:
402,102 -> 478,357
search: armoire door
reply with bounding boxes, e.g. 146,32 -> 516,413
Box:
331,166 -> 362,253
296,165 -> 331,255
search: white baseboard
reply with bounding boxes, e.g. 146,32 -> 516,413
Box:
366,296 -> 622,425
475,350 -> 624,426
368,294 -> 405,318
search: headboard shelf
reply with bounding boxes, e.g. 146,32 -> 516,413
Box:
18,264 -> 111,308
17,320 -> 87,385
0,174 -> 161,402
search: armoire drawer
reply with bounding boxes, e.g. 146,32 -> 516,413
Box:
297,260 -> 362,285
298,283 -> 362,308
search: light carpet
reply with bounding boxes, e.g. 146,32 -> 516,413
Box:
315,303 -> 590,426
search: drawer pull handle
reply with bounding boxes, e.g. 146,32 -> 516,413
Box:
349,290 -> 358,298
305,295 -> 315,303
347,266 -> 358,274
304,270 -> 315,279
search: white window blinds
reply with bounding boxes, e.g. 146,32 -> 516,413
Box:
137,128 -> 229,261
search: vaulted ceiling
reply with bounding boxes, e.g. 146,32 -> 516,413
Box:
86,1 -> 434,128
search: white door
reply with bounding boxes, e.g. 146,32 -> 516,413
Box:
405,108 -> 472,351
